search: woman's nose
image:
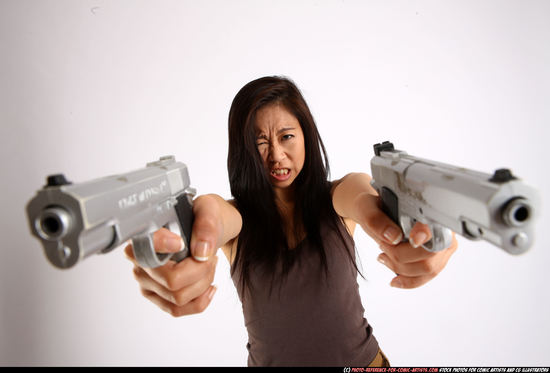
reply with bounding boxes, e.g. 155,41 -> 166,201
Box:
269,142 -> 286,163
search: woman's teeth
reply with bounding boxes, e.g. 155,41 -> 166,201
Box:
272,168 -> 289,175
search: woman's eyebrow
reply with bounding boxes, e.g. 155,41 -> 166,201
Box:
277,127 -> 295,134
256,127 -> 295,139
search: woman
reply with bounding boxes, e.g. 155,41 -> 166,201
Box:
125,76 -> 458,367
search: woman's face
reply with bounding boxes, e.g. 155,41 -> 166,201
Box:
255,103 -> 306,193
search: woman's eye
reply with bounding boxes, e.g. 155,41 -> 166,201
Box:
282,134 -> 294,141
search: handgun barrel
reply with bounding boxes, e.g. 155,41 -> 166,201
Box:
26,157 -> 192,268
371,143 -> 540,254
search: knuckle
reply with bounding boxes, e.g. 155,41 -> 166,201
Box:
133,266 -> 150,284
362,210 -> 380,228
164,270 -> 182,292
195,215 -> 219,234
391,250 -> 403,263
139,288 -> 152,299
421,260 -> 438,276
165,279 -> 178,293
173,291 -> 190,307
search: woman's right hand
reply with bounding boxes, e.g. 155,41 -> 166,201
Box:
124,194 -> 237,317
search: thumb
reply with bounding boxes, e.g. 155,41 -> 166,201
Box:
357,192 -> 403,245
189,195 -> 224,262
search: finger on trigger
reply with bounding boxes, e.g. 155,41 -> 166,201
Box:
153,228 -> 184,254
408,222 -> 432,248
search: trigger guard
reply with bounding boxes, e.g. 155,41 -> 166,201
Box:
422,225 -> 453,252
132,234 -> 171,268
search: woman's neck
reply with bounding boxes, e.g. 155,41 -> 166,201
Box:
274,187 -> 306,248
274,187 -> 296,218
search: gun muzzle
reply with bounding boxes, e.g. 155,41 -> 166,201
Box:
502,198 -> 531,228
35,207 -> 72,241
500,198 -> 533,251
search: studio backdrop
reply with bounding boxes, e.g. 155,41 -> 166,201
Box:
0,0 -> 548,366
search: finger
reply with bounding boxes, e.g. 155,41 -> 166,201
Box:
152,227 -> 185,253
408,222 -> 432,248
141,254 -> 218,291
382,234 -> 459,289
123,229 -> 183,267
378,239 -> 456,277
141,285 -> 217,317
390,274 -> 436,289
189,195 -> 224,262
133,256 -> 218,305
377,252 -> 440,277
379,240 -> 436,264
124,240 -> 217,290
358,193 -> 403,245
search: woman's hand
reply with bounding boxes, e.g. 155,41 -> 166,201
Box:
333,173 -> 458,289
124,194 -> 242,317
354,191 -> 458,289
124,228 -> 219,317
376,222 -> 458,289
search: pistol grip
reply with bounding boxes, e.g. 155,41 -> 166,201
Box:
171,192 -> 194,262
380,187 -> 400,225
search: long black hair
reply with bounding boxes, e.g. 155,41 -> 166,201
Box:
227,76 -> 358,296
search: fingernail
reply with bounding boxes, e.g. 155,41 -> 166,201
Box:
383,226 -> 403,245
377,255 -> 386,266
410,232 -> 428,248
166,236 -> 184,252
391,278 -> 404,288
193,241 -> 210,262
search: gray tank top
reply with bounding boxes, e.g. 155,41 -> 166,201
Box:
231,221 -> 379,366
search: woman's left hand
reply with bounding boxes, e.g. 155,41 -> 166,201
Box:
332,174 -> 458,289
376,221 -> 458,289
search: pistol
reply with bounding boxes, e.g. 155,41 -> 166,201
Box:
370,142 -> 540,255
26,156 -> 195,269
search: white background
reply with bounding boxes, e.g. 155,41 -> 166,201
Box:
1,0 -> 549,367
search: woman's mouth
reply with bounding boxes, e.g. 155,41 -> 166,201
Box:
270,168 -> 291,181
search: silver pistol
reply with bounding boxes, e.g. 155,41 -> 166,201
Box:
26,156 -> 195,269
370,142 -> 540,255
